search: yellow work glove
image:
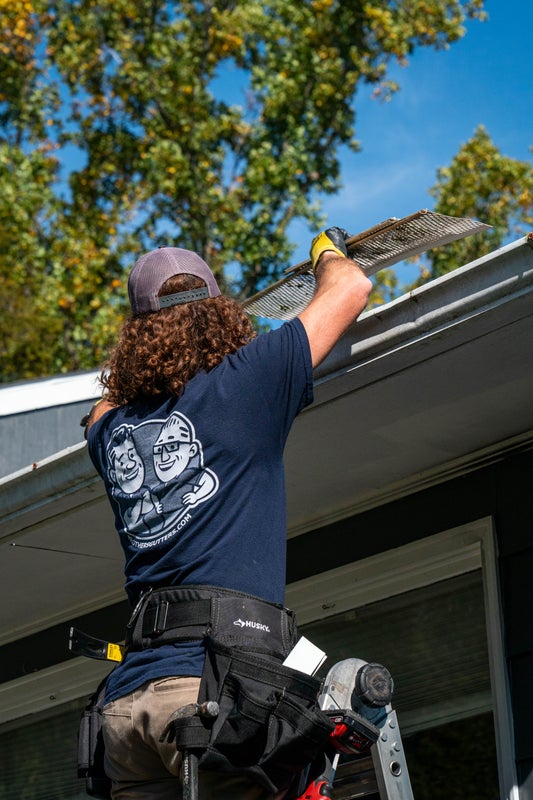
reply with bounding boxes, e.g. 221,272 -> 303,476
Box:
310,227 -> 351,271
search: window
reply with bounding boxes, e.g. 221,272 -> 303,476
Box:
0,648 -> 109,799
0,699 -> 86,800
287,518 -> 518,800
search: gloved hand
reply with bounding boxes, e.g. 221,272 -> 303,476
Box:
310,227 -> 351,271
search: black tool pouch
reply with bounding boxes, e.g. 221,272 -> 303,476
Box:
172,636 -> 334,795
77,673 -> 112,800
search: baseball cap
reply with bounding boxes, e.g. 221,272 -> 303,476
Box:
128,246 -> 221,315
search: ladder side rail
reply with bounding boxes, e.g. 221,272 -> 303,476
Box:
371,708 -> 414,800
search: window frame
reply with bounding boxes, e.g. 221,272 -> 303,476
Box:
286,516 -> 518,800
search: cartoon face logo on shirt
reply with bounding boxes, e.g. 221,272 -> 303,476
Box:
108,426 -> 145,493
106,413 -> 219,548
107,425 -> 163,537
153,413 -> 218,509
153,414 -> 199,482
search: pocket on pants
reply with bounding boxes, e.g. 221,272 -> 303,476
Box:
152,676 -> 200,694
102,694 -> 132,718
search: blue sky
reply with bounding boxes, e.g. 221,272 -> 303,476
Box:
56,1 -> 532,293
287,0 -> 533,277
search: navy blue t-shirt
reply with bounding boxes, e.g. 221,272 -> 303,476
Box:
87,318 -> 313,702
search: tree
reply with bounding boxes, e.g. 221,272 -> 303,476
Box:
0,0 -> 486,381
419,126 -> 533,280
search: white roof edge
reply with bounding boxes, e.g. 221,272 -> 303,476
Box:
0,371 -> 102,417
366,234 -> 532,315
2,236 -> 531,418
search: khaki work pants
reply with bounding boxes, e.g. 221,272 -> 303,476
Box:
102,676 -> 276,800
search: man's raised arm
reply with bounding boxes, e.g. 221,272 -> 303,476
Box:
298,227 -> 373,368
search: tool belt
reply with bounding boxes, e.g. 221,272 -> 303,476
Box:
78,585 -> 333,798
128,585 -> 333,794
125,584 -> 298,660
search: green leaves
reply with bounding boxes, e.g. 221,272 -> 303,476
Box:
425,126 -> 533,277
1,0 -> 490,380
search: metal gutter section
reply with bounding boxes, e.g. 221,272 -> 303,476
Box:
0,443 -> 103,541
312,236 -> 533,401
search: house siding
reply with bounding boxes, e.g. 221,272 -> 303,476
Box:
0,400 -> 94,479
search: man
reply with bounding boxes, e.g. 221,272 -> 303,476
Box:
85,230 -> 372,799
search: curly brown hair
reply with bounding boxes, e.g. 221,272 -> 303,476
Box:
101,274 -> 256,405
